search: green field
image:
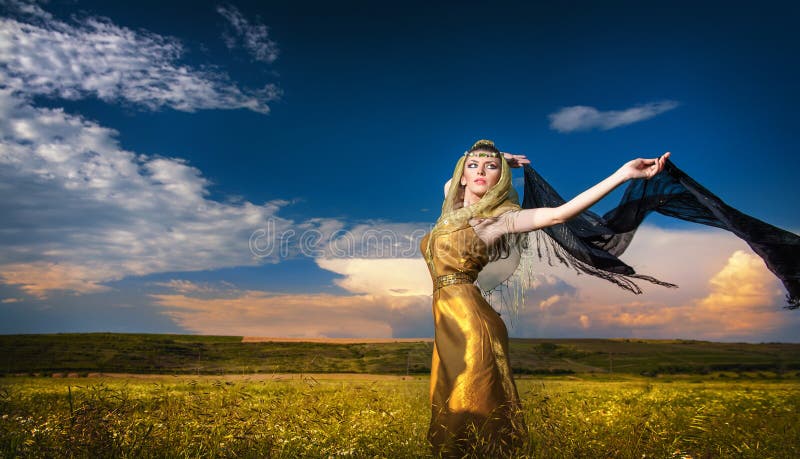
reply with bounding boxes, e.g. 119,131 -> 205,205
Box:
2,333 -> 799,377
2,334 -> 799,457
1,375 -> 798,458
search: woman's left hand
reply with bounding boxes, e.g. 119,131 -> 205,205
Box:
502,152 -> 531,168
621,151 -> 670,180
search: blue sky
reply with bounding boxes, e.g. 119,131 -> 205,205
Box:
1,0 -> 798,341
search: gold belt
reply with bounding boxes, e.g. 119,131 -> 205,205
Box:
434,272 -> 476,290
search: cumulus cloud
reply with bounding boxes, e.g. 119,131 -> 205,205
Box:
548,100 -> 679,133
149,236 -> 515,337
539,294 -> 561,310
146,257 -> 574,338
315,258 -> 431,296
688,250 -> 787,336
148,255 -> 437,337
143,225 -> 800,340
582,250 -> 786,339
511,225 -> 800,341
149,279 -> 432,338
0,1 -> 442,338
0,87 -> 439,301
0,2 -> 280,113
0,89 -> 328,297
0,83 -> 440,302
217,4 -> 279,63
0,0 -> 52,20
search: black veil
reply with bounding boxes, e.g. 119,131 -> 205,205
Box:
520,159 -> 800,310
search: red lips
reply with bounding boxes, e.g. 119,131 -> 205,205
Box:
474,179 -> 486,184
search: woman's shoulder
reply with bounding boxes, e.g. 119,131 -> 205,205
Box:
471,207 -> 522,227
468,209 -> 521,245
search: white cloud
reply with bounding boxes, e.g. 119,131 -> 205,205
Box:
688,250 -> 787,336
316,258 -> 431,296
147,256 -> 438,337
0,87 -> 439,300
0,3 -> 280,113
149,280 -> 432,338
574,250 -> 787,340
1,0 -> 53,21
0,89 -> 326,297
511,225 -> 800,341
548,101 -> 679,133
217,4 -> 279,63
539,294 -> 561,310
146,244 -> 443,337
143,226 -> 800,340
0,84 -> 441,300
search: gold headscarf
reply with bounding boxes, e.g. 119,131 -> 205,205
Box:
424,140 -> 533,320
431,140 -> 520,236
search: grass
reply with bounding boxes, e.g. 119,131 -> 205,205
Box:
1,375 -> 798,458
2,333 -> 799,376
0,333 -> 435,375
2,334 -> 798,456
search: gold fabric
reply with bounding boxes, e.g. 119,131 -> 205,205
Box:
434,272 -> 476,290
431,154 -> 519,239
424,144 -> 531,319
421,225 -> 527,458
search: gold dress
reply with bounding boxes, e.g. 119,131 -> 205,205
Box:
420,225 -> 527,458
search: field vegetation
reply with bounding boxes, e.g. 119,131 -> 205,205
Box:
2,334 -> 798,457
1,375 -> 797,457
2,334 -> 798,377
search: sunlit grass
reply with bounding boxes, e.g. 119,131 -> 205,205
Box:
1,375 -> 798,458
521,378 -> 799,457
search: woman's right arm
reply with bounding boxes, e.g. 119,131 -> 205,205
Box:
506,152 -> 670,234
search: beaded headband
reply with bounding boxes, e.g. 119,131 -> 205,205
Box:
464,151 -> 502,158
463,139 -> 502,158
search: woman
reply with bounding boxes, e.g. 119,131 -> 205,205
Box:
420,139 -> 668,457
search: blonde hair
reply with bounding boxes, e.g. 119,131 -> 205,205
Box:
424,140 -> 522,263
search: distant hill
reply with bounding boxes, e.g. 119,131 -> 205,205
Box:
2,333 -> 799,377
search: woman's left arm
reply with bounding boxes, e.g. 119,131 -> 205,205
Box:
508,152 -> 670,233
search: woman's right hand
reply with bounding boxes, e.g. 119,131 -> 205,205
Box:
620,152 -> 670,180
502,152 -> 531,168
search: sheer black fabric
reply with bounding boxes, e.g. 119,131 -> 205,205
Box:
521,159 -> 800,309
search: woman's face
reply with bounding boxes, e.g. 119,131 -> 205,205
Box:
461,153 -> 502,198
